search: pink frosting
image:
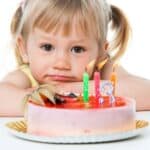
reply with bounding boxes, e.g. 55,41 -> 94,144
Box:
26,97 -> 136,136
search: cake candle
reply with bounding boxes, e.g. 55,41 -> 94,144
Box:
83,72 -> 89,102
94,71 -> 100,101
110,71 -> 117,95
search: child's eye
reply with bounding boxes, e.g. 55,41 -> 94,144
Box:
40,44 -> 54,52
71,46 -> 86,53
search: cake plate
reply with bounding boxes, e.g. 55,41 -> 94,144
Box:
5,120 -> 149,144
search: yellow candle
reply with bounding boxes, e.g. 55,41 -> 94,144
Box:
110,72 -> 117,95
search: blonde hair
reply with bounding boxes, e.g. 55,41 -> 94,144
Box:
11,0 -> 131,66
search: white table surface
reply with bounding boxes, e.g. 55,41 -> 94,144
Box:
0,111 -> 150,150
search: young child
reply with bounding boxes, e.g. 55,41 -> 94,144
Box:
0,0 -> 150,116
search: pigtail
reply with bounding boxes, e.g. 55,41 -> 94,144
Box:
11,6 -> 23,36
11,6 -> 24,66
109,5 -> 131,63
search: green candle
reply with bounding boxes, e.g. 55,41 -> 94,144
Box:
83,72 -> 89,102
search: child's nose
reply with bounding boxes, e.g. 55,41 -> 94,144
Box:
53,51 -> 71,70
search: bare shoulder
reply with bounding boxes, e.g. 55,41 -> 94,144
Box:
1,69 -> 31,88
116,66 -> 129,79
115,66 -> 134,87
101,59 -> 129,80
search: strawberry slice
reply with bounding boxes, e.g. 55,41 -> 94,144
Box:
115,99 -> 126,107
63,102 -> 85,109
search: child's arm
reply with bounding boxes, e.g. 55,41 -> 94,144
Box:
0,70 -> 33,116
116,66 -> 150,111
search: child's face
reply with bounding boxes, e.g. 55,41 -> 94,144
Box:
22,26 -> 100,85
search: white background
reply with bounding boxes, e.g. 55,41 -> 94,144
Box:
0,0 -> 150,79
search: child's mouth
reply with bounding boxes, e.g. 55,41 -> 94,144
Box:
45,75 -> 76,82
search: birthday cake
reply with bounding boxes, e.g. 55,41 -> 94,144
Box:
25,81 -> 136,137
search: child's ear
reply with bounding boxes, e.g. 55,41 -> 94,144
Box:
17,36 -> 29,63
